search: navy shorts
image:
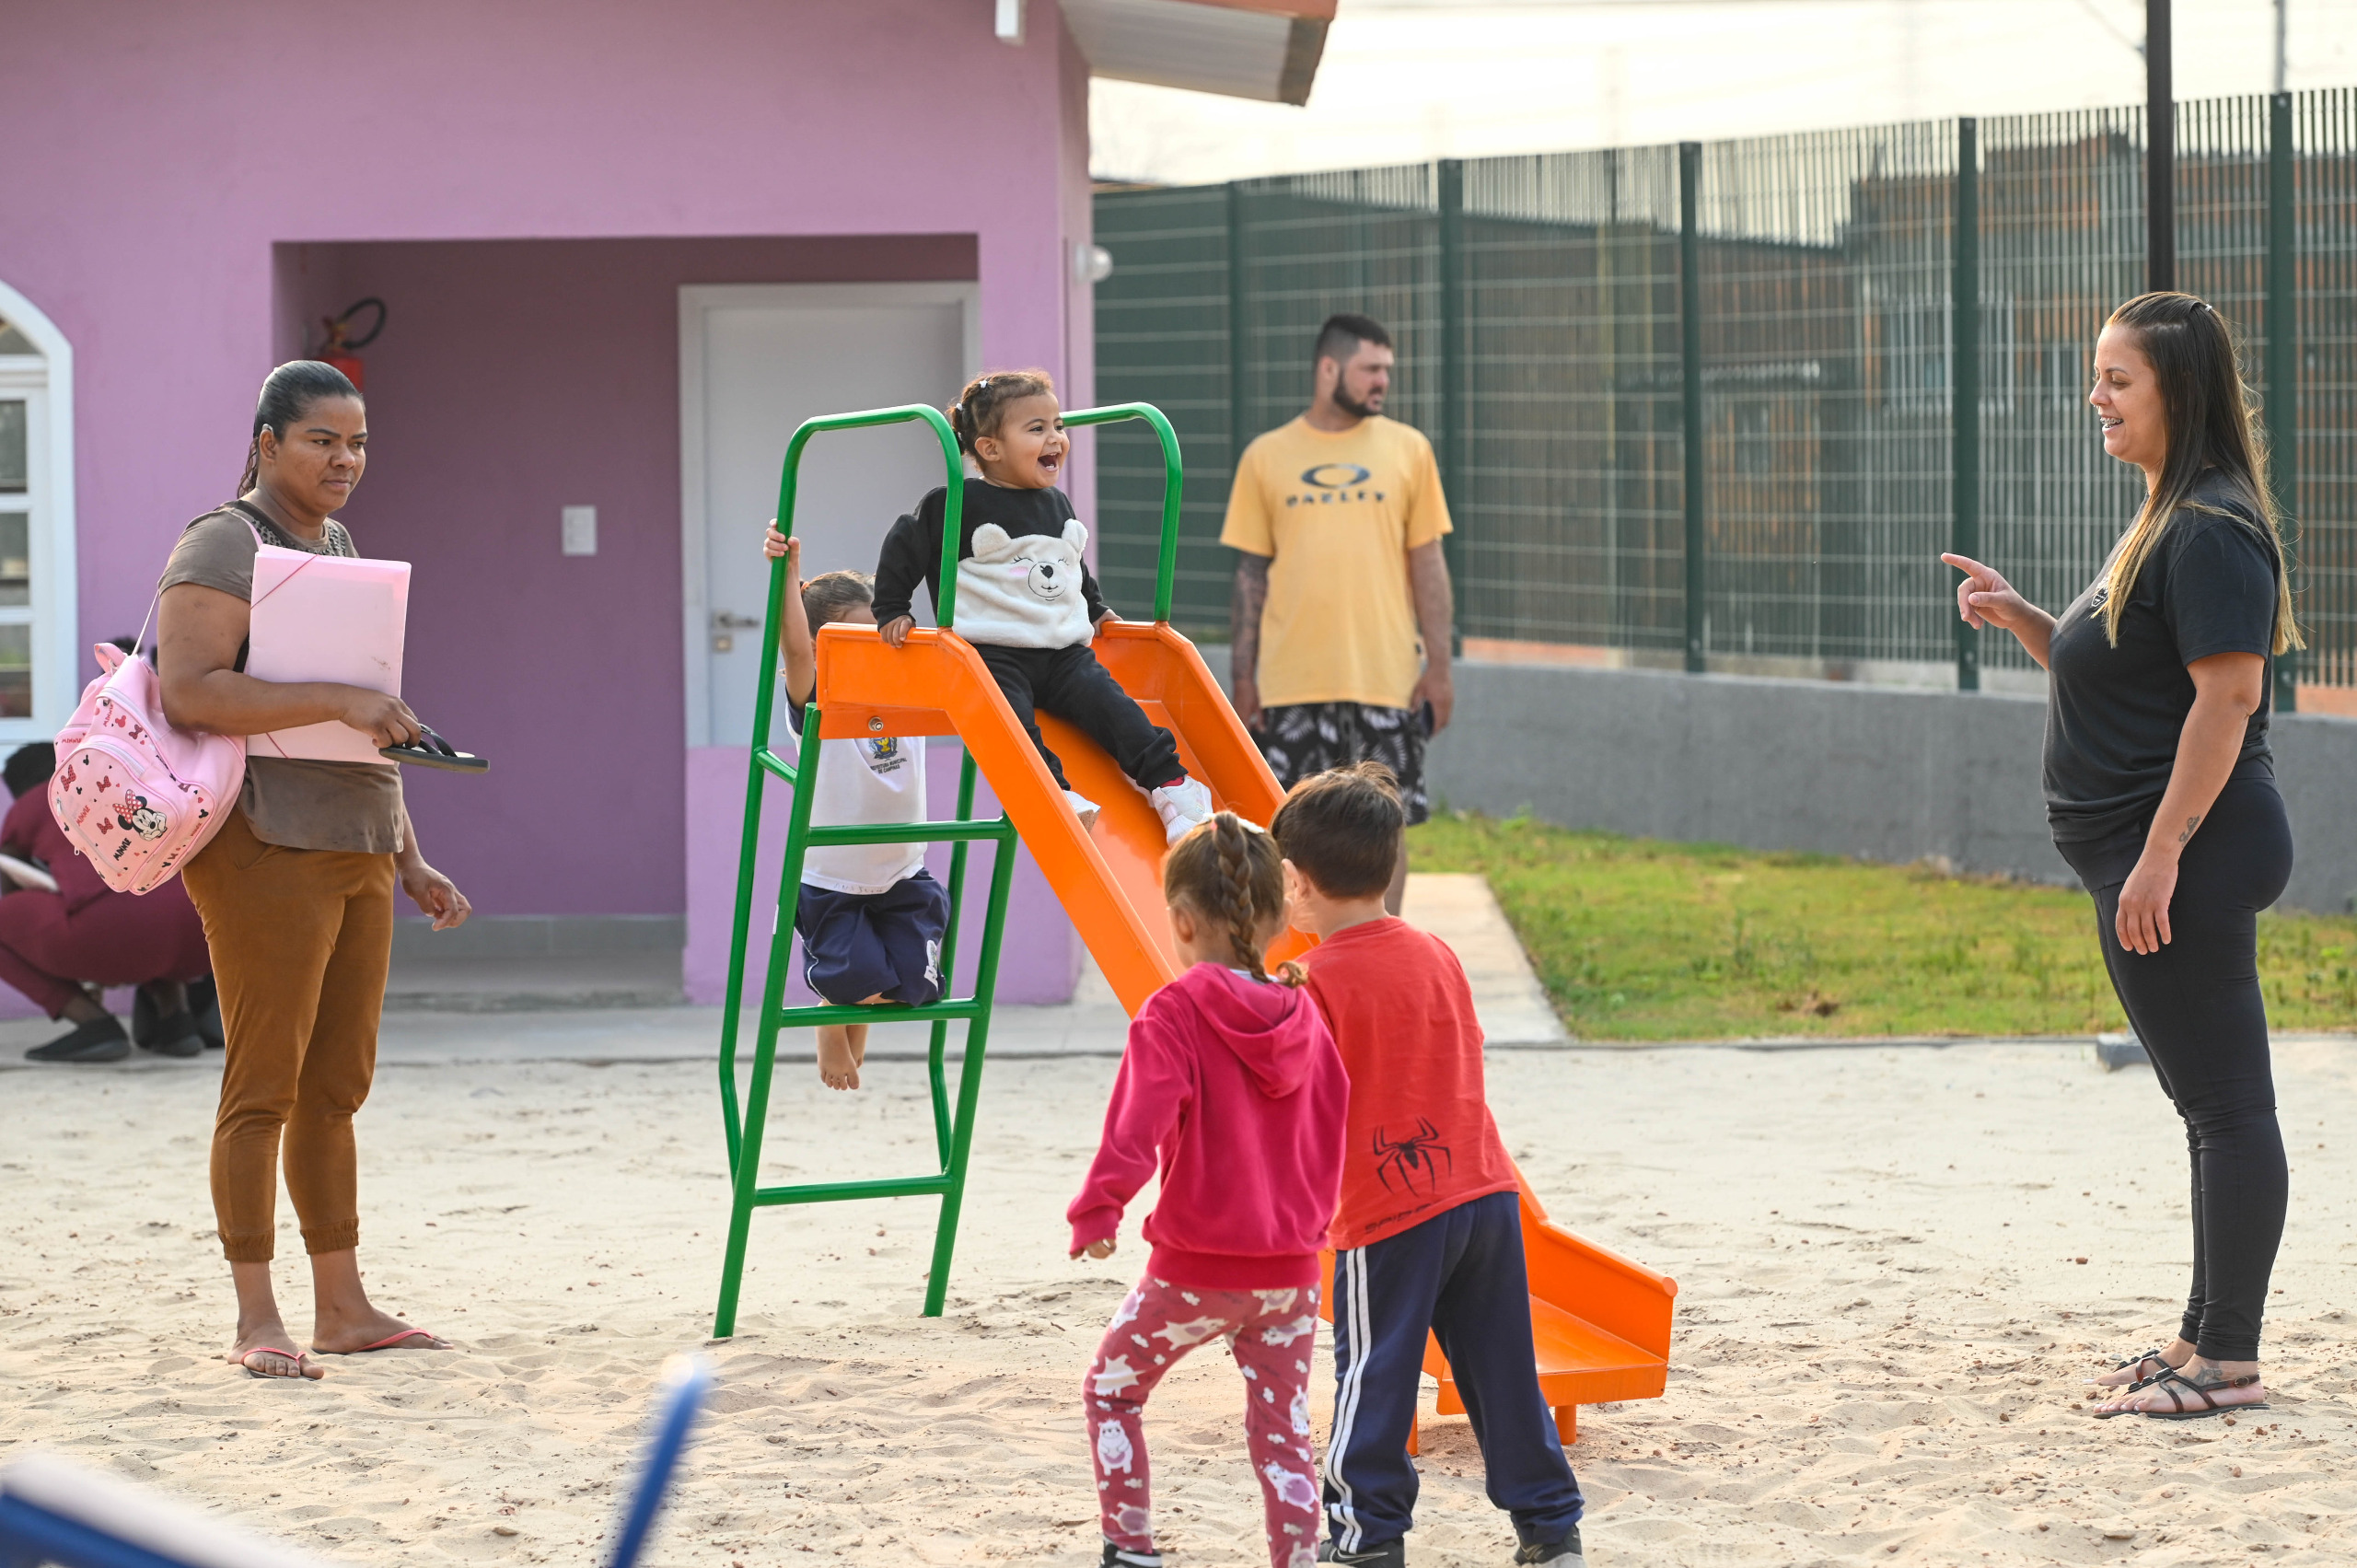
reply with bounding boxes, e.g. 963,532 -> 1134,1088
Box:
793,870 -> 950,1007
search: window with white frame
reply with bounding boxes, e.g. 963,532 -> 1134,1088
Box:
0,292 -> 74,743
0,316 -> 41,724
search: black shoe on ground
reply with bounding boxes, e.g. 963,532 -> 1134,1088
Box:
28,1015 -> 131,1063
1512,1527 -> 1584,1567
1318,1540 -> 1405,1566
133,986 -> 206,1056
1101,1543 -> 1164,1568
190,977 -> 224,1049
140,1013 -> 203,1058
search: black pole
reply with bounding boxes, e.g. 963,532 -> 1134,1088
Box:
1225,181 -> 1251,474
2266,91 -> 2299,713
2147,0 -> 2175,290
1953,119 -> 1981,693
1679,142 -> 1706,674
1437,157 -> 1468,651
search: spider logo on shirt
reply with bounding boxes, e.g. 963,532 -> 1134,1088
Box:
1371,1120 -> 1453,1196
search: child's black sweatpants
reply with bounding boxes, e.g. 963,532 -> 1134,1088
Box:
1325,1190 -> 1585,1555
978,644 -> 1183,793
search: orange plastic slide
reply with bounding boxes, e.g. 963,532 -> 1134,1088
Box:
818,621 -> 1675,1441
810,620 -> 1306,1013
1319,1165 -> 1678,1446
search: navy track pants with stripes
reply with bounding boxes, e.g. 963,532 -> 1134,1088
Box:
1324,1190 -> 1584,1553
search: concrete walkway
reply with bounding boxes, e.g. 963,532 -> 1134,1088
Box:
0,873 -> 1566,1070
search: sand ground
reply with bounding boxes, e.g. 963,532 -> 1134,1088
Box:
5,1028 -> 2354,1567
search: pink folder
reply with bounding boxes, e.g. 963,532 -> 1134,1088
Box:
243,545 -> 411,764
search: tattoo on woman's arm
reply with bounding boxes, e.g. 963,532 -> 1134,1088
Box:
2177,813 -> 2203,845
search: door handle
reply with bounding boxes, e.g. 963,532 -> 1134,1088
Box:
711,611 -> 763,631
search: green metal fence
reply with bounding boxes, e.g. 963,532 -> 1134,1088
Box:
1094,88 -> 2357,698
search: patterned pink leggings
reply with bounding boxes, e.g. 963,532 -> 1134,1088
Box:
1084,1276 -> 1322,1568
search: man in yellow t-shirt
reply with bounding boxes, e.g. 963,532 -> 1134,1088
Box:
1222,312 -> 1455,912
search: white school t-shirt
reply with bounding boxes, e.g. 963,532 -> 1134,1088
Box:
788,709 -> 928,895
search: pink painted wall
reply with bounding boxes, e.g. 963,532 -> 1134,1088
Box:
283,234 -> 978,919
1,0 -> 1100,995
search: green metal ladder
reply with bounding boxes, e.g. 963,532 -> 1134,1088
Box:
711,400 -> 1184,1336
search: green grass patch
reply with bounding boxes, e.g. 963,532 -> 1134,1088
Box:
1407,811 -> 2357,1041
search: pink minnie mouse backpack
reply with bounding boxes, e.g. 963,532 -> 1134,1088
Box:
49,617 -> 249,896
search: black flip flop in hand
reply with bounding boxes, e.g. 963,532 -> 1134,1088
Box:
380,724 -> 489,773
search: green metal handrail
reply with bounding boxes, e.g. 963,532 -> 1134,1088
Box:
1061,401 -> 1184,622
717,404 -> 964,1165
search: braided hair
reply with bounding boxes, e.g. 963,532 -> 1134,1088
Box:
945,368 -> 1055,456
1163,810 -> 1305,987
238,360 -> 362,494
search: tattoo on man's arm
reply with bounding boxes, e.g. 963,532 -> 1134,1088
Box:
1231,556 -> 1269,668
2177,814 -> 2203,845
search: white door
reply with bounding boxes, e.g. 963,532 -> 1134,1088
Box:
680,283 -> 976,748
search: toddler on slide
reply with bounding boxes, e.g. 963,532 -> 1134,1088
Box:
868,369 -> 1216,843
761,531 -> 949,1090
1067,812 -> 1348,1568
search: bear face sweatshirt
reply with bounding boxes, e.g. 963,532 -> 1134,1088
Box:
871,482 -> 1112,641
1067,962 -> 1350,1289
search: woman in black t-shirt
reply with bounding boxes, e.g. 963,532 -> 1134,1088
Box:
1943,292 -> 2301,1423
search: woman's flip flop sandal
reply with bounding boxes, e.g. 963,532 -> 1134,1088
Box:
239,1346 -> 314,1379
349,1328 -> 447,1353
379,725 -> 488,773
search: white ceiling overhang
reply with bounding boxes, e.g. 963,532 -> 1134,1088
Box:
1059,0 -> 1331,106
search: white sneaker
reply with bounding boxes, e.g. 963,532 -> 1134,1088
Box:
1064,789 -> 1101,830
1149,777 -> 1214,844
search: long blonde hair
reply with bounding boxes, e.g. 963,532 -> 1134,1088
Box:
2098,293 -> 2302,655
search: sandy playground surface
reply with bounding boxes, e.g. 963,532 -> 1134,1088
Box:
4,1022 -> 2356,1567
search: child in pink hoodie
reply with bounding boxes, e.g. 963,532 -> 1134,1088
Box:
1068,812 -> 1349,1568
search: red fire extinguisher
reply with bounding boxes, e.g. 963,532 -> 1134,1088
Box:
317,297 -> 386,390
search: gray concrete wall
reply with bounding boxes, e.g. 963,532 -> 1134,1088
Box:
1198,646 -> 2357,916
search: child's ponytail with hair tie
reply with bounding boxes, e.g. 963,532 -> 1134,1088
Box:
946,368 -> 1055,459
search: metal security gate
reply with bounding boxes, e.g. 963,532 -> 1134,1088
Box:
1097,87 -> 2357,703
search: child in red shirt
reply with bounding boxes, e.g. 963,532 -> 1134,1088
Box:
1068,812 -> 1350,1568
1271,763 -> 1585,1568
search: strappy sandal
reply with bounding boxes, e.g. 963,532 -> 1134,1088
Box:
2128,1366 -> 2268,1422
2088,1346 -> 2176,1392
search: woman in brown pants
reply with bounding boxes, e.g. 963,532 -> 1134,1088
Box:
158,360 -> 472,1380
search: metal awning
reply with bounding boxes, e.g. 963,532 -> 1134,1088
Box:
1059,0 -> 1332,106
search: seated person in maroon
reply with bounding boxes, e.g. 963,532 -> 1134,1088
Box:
0,742 -> 216,1063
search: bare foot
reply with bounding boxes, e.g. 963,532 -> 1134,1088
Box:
312,1307 -> 451,1355
818,1022 -> 865,1091
226,1319 -> 324,1380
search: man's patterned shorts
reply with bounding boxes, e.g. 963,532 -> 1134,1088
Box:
1253,701 -> 1430,826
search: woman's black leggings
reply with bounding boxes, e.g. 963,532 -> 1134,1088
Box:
2057,774 -> 2293,1362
